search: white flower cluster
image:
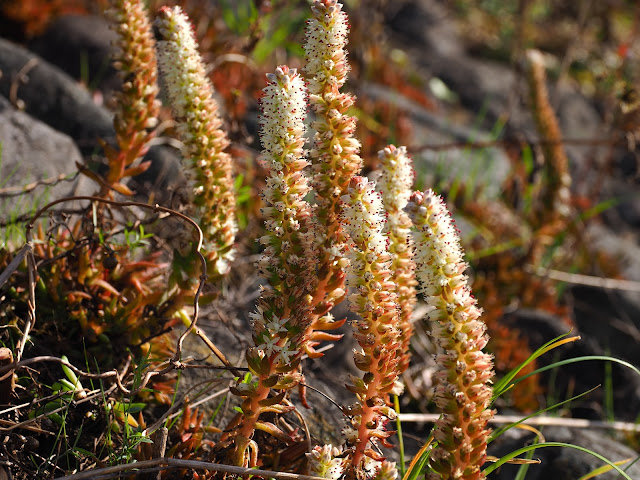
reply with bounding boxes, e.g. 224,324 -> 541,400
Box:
406,189 -> 494,478
155,6 -> 211,124
377,145 -> 414,229
306,445 -> 347,480
304,0 -> 349,94
250,309 -> 299,366
376,145 -> 416,379
155,6 -> 236,279
259,66 -> 308,179
367,459 -> 399,480
211,252 -> 232,278
405,190 -> 467,298
341,177 -> 388,258
256,65 -> 313,266
248,66 -> 316,368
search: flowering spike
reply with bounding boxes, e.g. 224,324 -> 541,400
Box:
406,190 -> 494,480
305,0 -> 350,95
254,63 -> 314,342
377,145 -> 417,380
303,0 -> 361,322
342,176 -> 401,471
524,49 -> 572,245
155,6 -> 236,279
224,66 -> 316,467
103,0 -> 160,193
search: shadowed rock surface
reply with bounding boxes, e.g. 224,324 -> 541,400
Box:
29,15 -> 120,97
0,94 -> 92,223
0,37 -> 114,157
0,37 -> 184,207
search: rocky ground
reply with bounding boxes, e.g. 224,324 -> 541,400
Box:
1,1 -> 639,479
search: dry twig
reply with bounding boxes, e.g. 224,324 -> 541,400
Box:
398,413 -> 640,433
529,265 -> 640,293
54,458 -> 328,480
0,172 -> 79,197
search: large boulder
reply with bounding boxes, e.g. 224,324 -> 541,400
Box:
0,37 -> 184,203
29,15 -> 120,97
0,94 -> 91,224
0,37 -> 114,157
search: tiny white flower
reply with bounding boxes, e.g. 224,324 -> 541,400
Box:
257,336 -> 281,357
265,316 -> 288,334
277,345 -> 298,365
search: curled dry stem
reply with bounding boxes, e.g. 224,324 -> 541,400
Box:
1,196 -> 218,402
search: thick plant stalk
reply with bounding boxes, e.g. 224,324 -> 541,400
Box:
377,145 -> 416,378
406,190 -> 494,480
342,176 -> 400,473
102,0 -> 160,196
225,66 -> 316,467
302,0 -> 362,354
155,6 -> 236,280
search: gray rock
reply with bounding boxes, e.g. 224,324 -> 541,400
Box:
0,38 -> 184,203
0,94 -> 92,223
569,280 -> 640,380
583,224 -> 640,283
29,15 -> 120,97
553,87 -> 610,194
385,0 -> 464,59
128,144 -> 186,205
358,82 -> 512,198
386,0 -> 512,126
600,172 -> 640,231
0,37 -> 115,157
578,222 -> 640,356
384,1 -> 612,199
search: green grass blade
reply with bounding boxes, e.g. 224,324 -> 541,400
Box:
604,350 -> 615,422
466,237 -> 524,261
492,331 -> 578,401
624,455 -> 640,472
513,434 -> 540,480
506,356 -> 640,391
488,385 -> 599,444
482,442 -> 632,479
578,458 -> 631,480
577,198 -> 620,222
394,394 -> 406,477
402,434 -> 434,480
